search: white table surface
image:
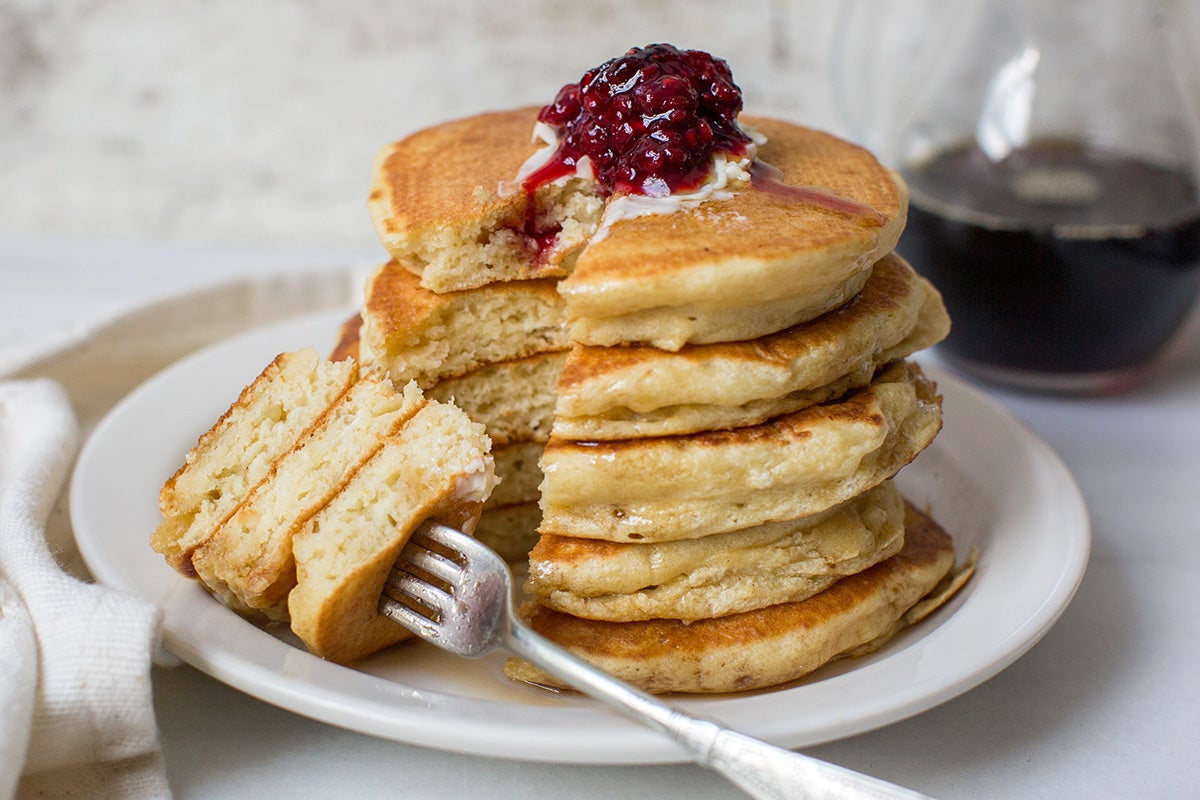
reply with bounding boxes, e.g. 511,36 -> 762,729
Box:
3,236 -> 1198,799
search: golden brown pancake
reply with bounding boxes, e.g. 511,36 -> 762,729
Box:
527,481 -> 904,622
288,401 -> 494,664
330,313 -> 361,362
368,108 -> 605,293
559,116 -> 908,350
359,260 -> 569,389
538,361 -> 941,543
506,502 -> 962,694
151,349 -> 358,575
553,253 -> 949,440
368,110 -> 906,351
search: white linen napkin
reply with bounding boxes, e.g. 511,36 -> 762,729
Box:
0,266 -> 367,799
0,380 -> 170,799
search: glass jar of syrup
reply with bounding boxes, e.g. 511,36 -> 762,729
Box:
835,0 -> 1200,393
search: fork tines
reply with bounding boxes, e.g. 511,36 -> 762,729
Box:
380,525 -> 465,634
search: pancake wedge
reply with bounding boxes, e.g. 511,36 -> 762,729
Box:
189,375 -> 426,619
506,502 -> 962,694
368,108 -> 605,293
288,401 -> 494,664
558,117 -> 908,350
528,481 -> 904,622
359,260 -> 568,389
538,361 -> 941,543
151,349 -> 358,574
553,253 -> 949,440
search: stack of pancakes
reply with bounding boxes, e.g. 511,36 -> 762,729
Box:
356,108 -> 969,692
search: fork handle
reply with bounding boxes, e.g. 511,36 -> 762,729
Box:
507,622 -> 934,800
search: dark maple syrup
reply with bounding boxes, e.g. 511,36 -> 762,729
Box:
898,139 -> 1200,382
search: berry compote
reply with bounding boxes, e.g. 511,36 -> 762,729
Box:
524,43 -> 753,197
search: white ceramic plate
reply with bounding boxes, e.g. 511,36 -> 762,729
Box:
71,309 -> 1090,765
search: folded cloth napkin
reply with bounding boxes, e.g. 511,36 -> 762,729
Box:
0,380 -> 169,799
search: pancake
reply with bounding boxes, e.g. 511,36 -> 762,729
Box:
474,501 -> 543,563
367,108 -> 605,293
559,116 -> 908,350
527,480 -> 904,622
538,361 -> 941,543
288,401 -> 494,664
369,109 -> 906,351
358,259 -> 568,389
487,439 -> 547,508
506,502 -> 962,694
189,375 -> 426,619
552,253 -> 949,440
429,351 -> 565,447
330,312 -> 361,362
151,349 -> 358,574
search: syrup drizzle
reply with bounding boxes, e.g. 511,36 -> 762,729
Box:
749,161 -> 885,227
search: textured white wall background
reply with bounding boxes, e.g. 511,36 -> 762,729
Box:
2,0 -> 1197,250
0,0 -> 851,249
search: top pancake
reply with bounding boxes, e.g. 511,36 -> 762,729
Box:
369,110 -> 907,353
367,108 -> 604,293
559,116 -> 908,349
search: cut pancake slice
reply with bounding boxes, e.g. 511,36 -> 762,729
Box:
528,480 -> 904,622
289,401 -> 494,664
151,348 -> 358,574
358,259 -> 568,389
506,502 -> 962,694
189,375 -> 426,620
367,107 -> 605,292
539,361 -> 942,543
553,253 -> 949,440
429,351 -> 565,446
559,117 -> 909,350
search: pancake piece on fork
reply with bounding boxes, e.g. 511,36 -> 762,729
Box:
151,348 -> 358,575
288,400 -> 494,664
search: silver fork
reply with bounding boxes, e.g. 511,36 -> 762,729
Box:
380,521 -> 935,800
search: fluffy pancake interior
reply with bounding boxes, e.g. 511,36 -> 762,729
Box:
367,108 -> 605,293
189,375 -> 426,620
429,351 -> 565,447
288,401 -> 494,664
151,348 -> 358,573
358,260 -> 567,389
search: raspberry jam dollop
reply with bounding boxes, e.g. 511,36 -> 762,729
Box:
524,44 -> 753,197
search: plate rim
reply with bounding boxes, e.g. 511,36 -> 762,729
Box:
70,308 -> 1091,764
